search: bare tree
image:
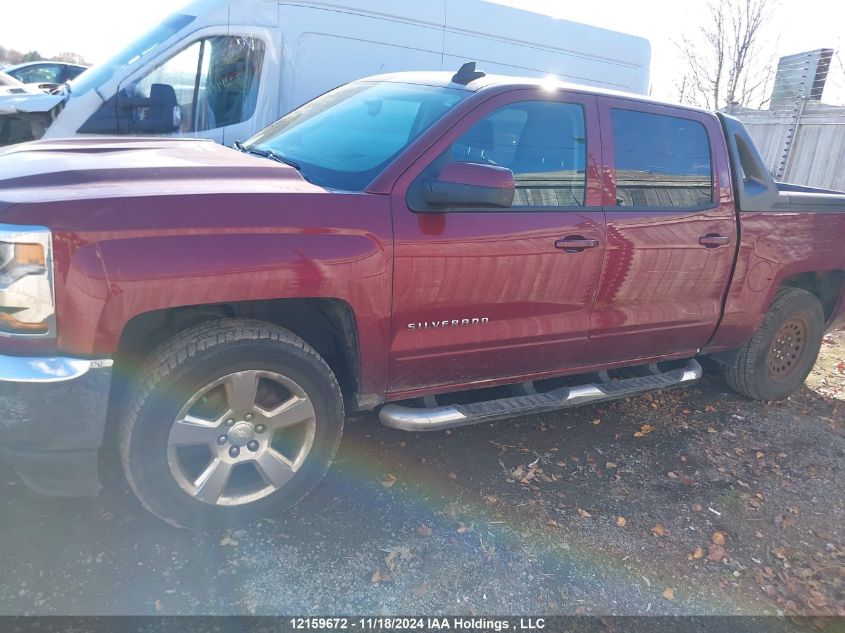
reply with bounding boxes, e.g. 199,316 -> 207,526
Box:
677,0 -> 777,110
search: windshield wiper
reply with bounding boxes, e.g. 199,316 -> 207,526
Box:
234,142 -> 302,171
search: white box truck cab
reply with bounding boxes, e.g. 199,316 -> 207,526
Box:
43,0 -> 651,145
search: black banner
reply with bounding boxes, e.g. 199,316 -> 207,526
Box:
0,617 -> 840,633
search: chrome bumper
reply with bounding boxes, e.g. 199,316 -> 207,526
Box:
0,353 -> 113,496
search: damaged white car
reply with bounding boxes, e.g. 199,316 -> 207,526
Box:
0,71 -> 66,146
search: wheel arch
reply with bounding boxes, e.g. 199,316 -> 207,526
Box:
779,269 -> 844,326
106,298 -> 365,443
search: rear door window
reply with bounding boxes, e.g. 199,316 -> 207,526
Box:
611,109 -> 713,208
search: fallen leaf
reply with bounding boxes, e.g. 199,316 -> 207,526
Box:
371,569 -> 390,584
413,583 -> 429,598
667,471 -> 678,479
577,508 -> 592,518
705,405 -> 717,413
591,418 -> 601,426
640,424 -> 654,435
707,427 -> 718,434
692,546 -> 704,560
712,531 -> 726,545
606,461 -> 618,469
417,525 -> 433,537
383,546 -> 412,571
457,523 -> 469,534
382,474 -> 398,489
662,587 -> 675,600
814,528 -> 832,541
652,524 -> 666,537
616,516 -> 627,527
691,503 -> 703,512
708,545 -> 726,562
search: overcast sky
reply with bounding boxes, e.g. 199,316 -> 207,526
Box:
1,0 -> 843,104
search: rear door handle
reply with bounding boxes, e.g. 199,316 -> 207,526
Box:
699,234 -> 731,248
555,236 -> 600,253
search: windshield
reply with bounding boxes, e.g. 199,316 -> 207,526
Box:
70,13 -> 196,97
245,81 -> 470,190
0,72 -> 23,87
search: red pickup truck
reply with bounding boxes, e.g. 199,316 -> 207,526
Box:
1,65 -> 844,528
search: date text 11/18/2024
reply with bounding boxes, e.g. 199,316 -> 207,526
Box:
289,617 -> 547,630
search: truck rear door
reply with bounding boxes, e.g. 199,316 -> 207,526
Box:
583,97 -> 737,363
388,90 -> 606,395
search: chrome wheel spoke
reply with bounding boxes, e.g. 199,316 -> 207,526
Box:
261,396 -> 314,430
168,369 -> 317,507
193,458 -> 234,504
168,415 -> 221,447
254,449 -> 296,490
225,371 -> 259,413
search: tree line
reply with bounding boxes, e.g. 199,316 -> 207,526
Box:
0,45 -> 87,67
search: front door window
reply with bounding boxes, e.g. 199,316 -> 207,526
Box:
107,36 -> 265,136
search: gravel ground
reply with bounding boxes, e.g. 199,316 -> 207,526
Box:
0,333 -> 842,618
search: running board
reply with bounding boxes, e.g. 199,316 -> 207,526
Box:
379,359 -> 703,432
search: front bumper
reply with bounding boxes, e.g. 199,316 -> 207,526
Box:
0,354 -> 112,496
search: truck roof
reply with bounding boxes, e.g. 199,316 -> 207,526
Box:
361,69 -> 714,117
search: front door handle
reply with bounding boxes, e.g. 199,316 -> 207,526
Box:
555,236 -> 600,253
699,234 -> 731,248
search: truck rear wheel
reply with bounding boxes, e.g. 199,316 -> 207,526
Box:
119,319 -> 344,529
723,287 -> 824,401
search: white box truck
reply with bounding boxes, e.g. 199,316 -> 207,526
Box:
2,0 -> 651,146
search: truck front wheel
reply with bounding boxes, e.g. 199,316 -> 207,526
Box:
723,287 -> 824,401
119,319 -> 344,529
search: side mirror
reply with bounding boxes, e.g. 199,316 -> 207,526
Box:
422,162 -> 515,210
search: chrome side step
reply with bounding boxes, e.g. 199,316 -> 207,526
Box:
379,359 -> 703,432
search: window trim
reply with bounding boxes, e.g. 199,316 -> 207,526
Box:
605,104 -> 719,213
115,30 -> 268,134
428,204 -> 603,215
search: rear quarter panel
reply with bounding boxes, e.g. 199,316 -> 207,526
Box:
706,210 -> 845,351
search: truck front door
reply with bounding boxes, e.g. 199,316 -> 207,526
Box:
388,90 -> 606,396
583,97 -> 737,363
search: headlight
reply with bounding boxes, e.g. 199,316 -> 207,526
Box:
0,224 -> 54,337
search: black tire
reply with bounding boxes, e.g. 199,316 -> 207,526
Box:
723,287 -> 824,401
119,319 -> 344,529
